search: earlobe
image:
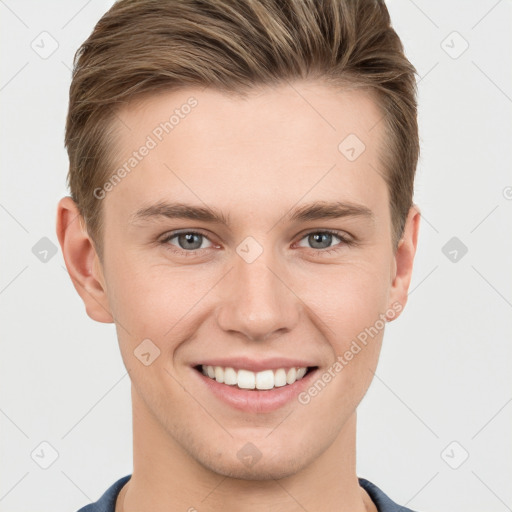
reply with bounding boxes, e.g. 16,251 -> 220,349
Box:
56,196 -> 114,323
387,205 -> 421,321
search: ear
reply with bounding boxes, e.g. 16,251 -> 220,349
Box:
387,205 -> 421,320
56,196 -> 114,323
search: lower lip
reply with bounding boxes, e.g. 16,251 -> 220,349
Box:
193,367 -> 318,413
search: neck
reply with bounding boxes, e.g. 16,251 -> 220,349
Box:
119,385 -> 375,512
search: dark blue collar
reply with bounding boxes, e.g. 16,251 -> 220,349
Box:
76,474 -> 418,512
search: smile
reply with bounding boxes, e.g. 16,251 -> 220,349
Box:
198,364 -> 312,390
193,361 -> 319,413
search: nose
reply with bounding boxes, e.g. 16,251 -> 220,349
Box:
215,248 -> 301,342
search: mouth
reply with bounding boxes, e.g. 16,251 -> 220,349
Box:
192,362 -> 319,413
193,364 -> 318,391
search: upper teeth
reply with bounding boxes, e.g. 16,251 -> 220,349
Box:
201,365 -> 308,390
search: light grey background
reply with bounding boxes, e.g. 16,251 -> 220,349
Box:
1,1 -> 511,511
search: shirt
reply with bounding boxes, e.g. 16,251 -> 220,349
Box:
76,474 -> 417,512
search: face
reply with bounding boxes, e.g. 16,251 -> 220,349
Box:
60,81 -> 418,480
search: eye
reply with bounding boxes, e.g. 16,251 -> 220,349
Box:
160,231 -> 214,253
158,228 -> 352,258
296,230 -> 351,253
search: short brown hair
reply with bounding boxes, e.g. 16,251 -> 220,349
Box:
65,0 -> 419,257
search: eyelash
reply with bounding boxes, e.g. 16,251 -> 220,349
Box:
158,229 -> 353,258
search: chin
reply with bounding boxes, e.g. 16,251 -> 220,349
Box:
201,456 -> 306,481
192,441 -> 313,481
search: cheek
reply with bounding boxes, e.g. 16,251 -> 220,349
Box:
105,254 -> 208,337
295,258 -> 392,341
292,257 -> 390,402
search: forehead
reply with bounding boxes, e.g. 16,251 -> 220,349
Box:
106,81 -> 388,225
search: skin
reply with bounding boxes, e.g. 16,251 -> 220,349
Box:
56,81 -> 420,512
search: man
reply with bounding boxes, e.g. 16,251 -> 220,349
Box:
56,0 -> 421,510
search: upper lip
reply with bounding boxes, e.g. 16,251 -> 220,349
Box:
192,357 -> 317,372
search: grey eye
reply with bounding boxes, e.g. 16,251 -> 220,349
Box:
297,232 -> 343,250
168,232 -> 212,251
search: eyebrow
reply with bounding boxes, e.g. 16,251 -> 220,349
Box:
130,200 -> 374,226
